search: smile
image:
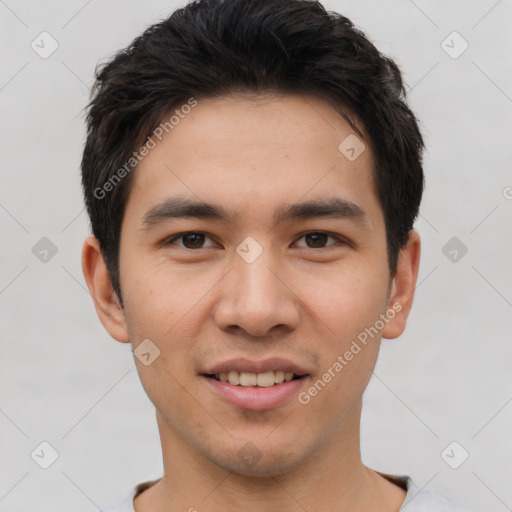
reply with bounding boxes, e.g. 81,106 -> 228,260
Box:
206,370 -> 303,387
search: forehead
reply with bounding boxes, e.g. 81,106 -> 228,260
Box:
125,92 -> 380,227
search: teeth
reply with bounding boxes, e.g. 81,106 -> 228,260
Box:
239,372 -> 257,386
214,370 -> 300,387
256,371 -> 275,387
228,371 -> 240,385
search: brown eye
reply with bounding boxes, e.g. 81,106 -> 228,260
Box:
181,233 -> 205,248
165,232 -> 215,249
295,231 -> 342,249
305,232 -> 328,248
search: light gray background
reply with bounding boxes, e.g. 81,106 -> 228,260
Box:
1,1 -> 511,511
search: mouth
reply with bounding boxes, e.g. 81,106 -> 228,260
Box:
200,360 -> 310,411
204,370 -> 306,388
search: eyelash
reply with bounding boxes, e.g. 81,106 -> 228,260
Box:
162,231 -> 348,250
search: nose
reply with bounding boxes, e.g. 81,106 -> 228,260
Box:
213,246 -> 301,339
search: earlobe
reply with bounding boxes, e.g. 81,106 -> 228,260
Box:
381,230 -> 421,340
81,236 -> 130,343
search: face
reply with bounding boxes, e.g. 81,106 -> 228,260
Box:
92,93 -> 413,477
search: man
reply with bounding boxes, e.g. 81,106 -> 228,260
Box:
81,0 -> 471,510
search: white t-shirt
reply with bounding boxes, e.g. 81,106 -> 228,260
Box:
102,473 -> 472,511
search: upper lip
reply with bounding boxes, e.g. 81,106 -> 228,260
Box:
203,357 -> 310,376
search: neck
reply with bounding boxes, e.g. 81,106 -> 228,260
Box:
134,400 -> 404,512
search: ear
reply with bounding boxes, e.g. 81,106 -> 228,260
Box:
381,229 -> 421,339
81,235 -> 130,343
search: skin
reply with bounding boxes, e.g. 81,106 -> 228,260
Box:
82,92 -> 420,512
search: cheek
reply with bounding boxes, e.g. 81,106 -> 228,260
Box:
121,258 -> 200,334
297,264 -> 387,401
299,263 -> 389,342
121,260 -> 212,384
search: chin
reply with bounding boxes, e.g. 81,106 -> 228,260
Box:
208,443 -> 310,478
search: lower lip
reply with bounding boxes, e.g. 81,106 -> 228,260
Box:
201,375 -> 309,411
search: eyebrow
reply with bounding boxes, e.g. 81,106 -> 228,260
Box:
141,196 -> 368,228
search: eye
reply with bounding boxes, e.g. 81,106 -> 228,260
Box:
163,231 -> 217,249
294,231 -> 345,249
162,231 -> 346,251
